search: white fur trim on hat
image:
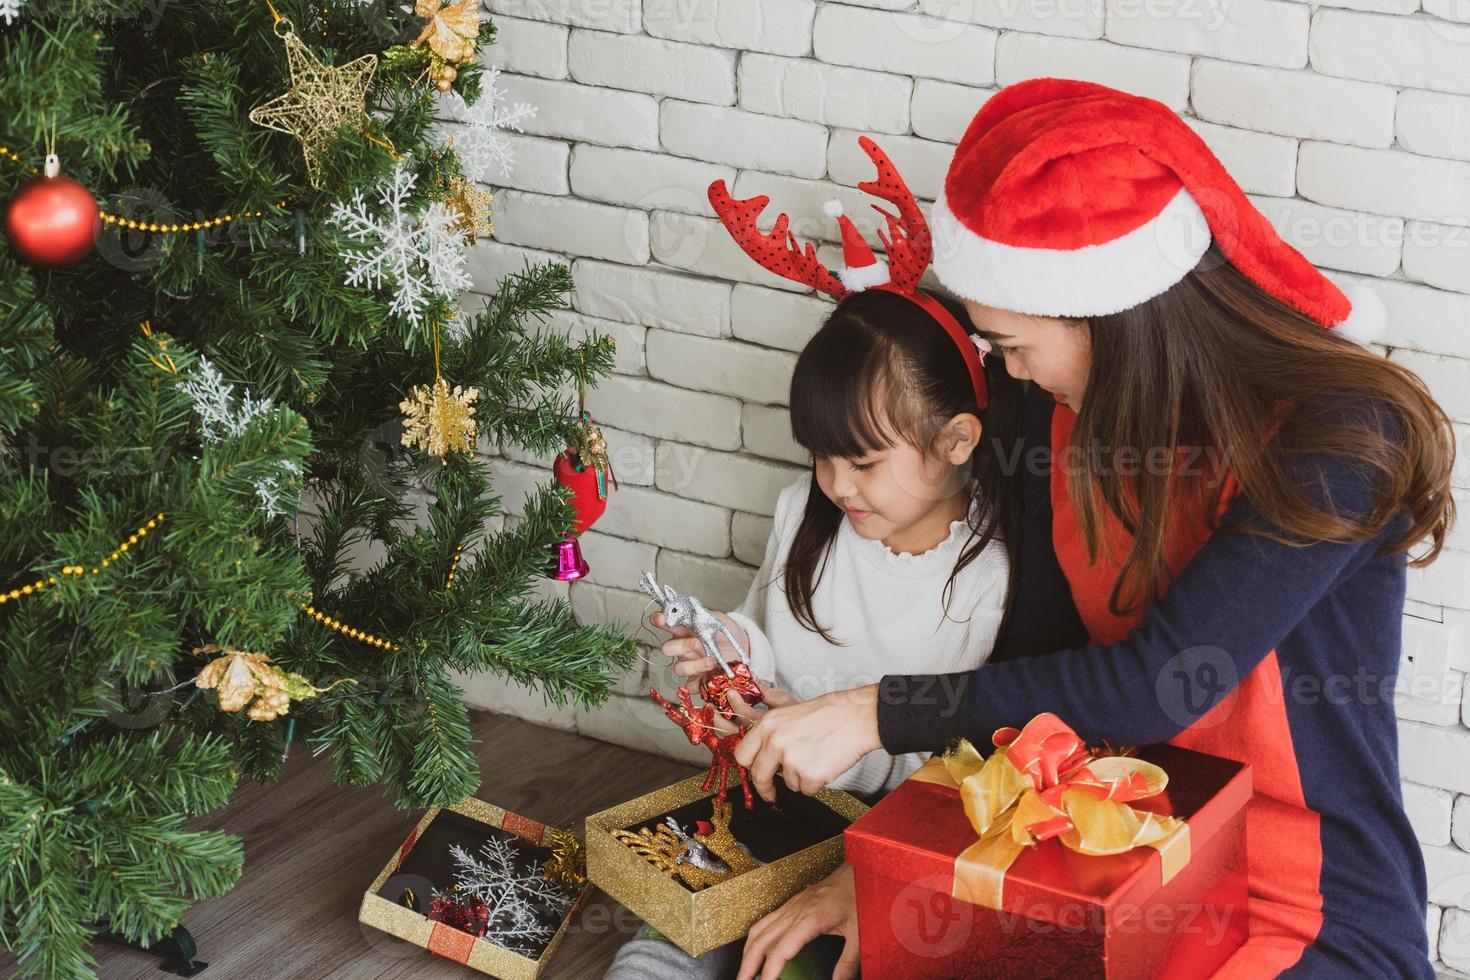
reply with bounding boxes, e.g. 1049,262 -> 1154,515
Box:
838,257 -> 890,292
930,186 -> 1212,318
1334,281 -> 1388,346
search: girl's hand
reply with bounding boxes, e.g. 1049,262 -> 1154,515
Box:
736,863 -> 860,980
648,610 -> 749,686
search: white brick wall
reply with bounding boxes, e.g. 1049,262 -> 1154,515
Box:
459,3 -> 1470,968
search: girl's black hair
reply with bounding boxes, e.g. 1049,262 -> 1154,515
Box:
777,287 -> 1024,645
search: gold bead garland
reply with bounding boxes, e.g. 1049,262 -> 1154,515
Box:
0,145 -> 30,172
299,602 -> 403,652
445,545 -> 463,589
97,207 -> 276,235
0,514 -> 166,606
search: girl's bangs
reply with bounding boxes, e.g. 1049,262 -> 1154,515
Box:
788,329 -> 905,460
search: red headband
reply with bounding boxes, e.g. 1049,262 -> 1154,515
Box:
707,136 -> 989,411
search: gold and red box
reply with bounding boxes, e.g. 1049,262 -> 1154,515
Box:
359,797 -> 588,979
585,773 -> 869,957
846,736 -> 1252,979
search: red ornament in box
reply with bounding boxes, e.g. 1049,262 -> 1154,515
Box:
427,888 -> 491,938
845,714 -> 1252,979
3,154 -> 99,269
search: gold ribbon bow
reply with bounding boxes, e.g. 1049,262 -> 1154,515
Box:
910,713 -> 1190,909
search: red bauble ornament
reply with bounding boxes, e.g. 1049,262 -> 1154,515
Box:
4,155 -> 99,269
552,446 -> 608,534
700,662 -> 765,720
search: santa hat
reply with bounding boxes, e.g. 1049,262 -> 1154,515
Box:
823,199 -> 890,292
931,78 -> 1386,345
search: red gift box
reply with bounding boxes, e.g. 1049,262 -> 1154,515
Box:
846,719 -> 1252,979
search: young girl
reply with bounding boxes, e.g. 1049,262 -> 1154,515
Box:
604,141 -> 1025,978
665,287 -> 1024,797
736,79 -> 1457,980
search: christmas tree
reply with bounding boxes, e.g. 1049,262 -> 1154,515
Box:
0,0 -> 635,975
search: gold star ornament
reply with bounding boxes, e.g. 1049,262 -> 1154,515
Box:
249,25 -> 378,187
401,376 -> 480,460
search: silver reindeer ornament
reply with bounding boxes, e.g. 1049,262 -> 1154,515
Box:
638,570 -> 750,679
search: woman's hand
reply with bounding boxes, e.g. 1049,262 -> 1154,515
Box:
734,684 -> 883,801
737,863 -> 860,980
649,610 -> 748,686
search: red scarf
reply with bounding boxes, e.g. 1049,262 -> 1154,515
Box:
1049,405 -> 1324,977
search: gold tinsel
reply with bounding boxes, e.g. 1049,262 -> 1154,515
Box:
400,376 -> 480,460
541,827 -> 588,891
249,26 -> 378,187
442,176 -> 492,245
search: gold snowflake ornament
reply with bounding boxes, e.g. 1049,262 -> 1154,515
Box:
400,377 -> 480,460
443,176 -> 492,245
249,28 -> 379,187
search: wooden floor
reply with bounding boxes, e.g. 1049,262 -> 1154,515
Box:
9,711 -> 697,980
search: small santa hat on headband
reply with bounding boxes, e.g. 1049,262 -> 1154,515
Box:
931,78 -> 1386,345
823,200 -> 890,292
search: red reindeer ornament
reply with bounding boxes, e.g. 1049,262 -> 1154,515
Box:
650,687 -> 754,810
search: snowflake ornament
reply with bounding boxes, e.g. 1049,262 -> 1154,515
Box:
400,376 -> 480,460
177,356 -> 275,443
440,836 -> 573,957
328,160 -> 472,324
177,357 -> 304,519
439,70 -> 536,184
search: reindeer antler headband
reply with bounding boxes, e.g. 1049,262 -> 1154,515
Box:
707,136 -> 989,411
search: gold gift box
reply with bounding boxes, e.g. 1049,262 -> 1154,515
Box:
585,774 -> 869,957
359,797 -> 588,979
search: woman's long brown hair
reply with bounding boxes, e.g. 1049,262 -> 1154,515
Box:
1071,244 -> 1457,618
781,288 -> 1024,645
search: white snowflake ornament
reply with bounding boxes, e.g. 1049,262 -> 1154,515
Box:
440,836 -> 573,957
177,357 -> 303,519
328,160 -> 472,324
438,69 -> 536,184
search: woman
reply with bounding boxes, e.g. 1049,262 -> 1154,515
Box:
732,79 -> 1456,979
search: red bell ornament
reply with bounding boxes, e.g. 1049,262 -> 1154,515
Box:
4,154 -> 99,269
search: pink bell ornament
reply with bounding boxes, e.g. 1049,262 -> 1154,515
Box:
546,532 -> 590,582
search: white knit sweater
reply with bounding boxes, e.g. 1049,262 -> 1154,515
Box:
725,476 -> 1010,798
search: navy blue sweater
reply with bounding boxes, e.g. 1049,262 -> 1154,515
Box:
877,395 -> 1432,977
